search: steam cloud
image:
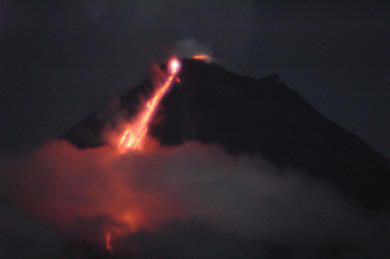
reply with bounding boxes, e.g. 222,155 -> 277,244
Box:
1,139 -> 389,258
174,39 -> 212,59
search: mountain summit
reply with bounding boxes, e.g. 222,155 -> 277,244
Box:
63,58 -> 389,209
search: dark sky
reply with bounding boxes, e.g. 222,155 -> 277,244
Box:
0,0 -> 389,156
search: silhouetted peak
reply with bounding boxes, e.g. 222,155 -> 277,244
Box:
62,59 -> 390,210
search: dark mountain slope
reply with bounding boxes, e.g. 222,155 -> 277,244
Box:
63,59 -> 390,209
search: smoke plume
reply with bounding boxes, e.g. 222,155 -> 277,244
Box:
174,39 -> 212,59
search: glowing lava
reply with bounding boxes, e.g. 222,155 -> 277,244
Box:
105,232 -> 112,252
192,54 -> 211,61
117,57 -> 181,152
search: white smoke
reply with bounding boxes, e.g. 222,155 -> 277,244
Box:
1,139 -> 389,258
174,38 -> 213,59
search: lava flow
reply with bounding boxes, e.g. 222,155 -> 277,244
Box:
117,57 -> 181,152
101,57 -> 182,252
105,232 -> 113,253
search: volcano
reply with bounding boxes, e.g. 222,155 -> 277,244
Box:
62,58 -> 389,210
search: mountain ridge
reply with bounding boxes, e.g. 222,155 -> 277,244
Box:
62,58 -> 390,209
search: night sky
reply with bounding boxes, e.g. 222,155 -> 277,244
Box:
0,0 -> 389,156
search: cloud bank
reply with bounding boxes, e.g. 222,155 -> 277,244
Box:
1,139 -> 389,258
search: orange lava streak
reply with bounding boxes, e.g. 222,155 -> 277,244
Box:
118,58 -> 181,152
105,232 -> 112,252
192,54 -> 210,61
